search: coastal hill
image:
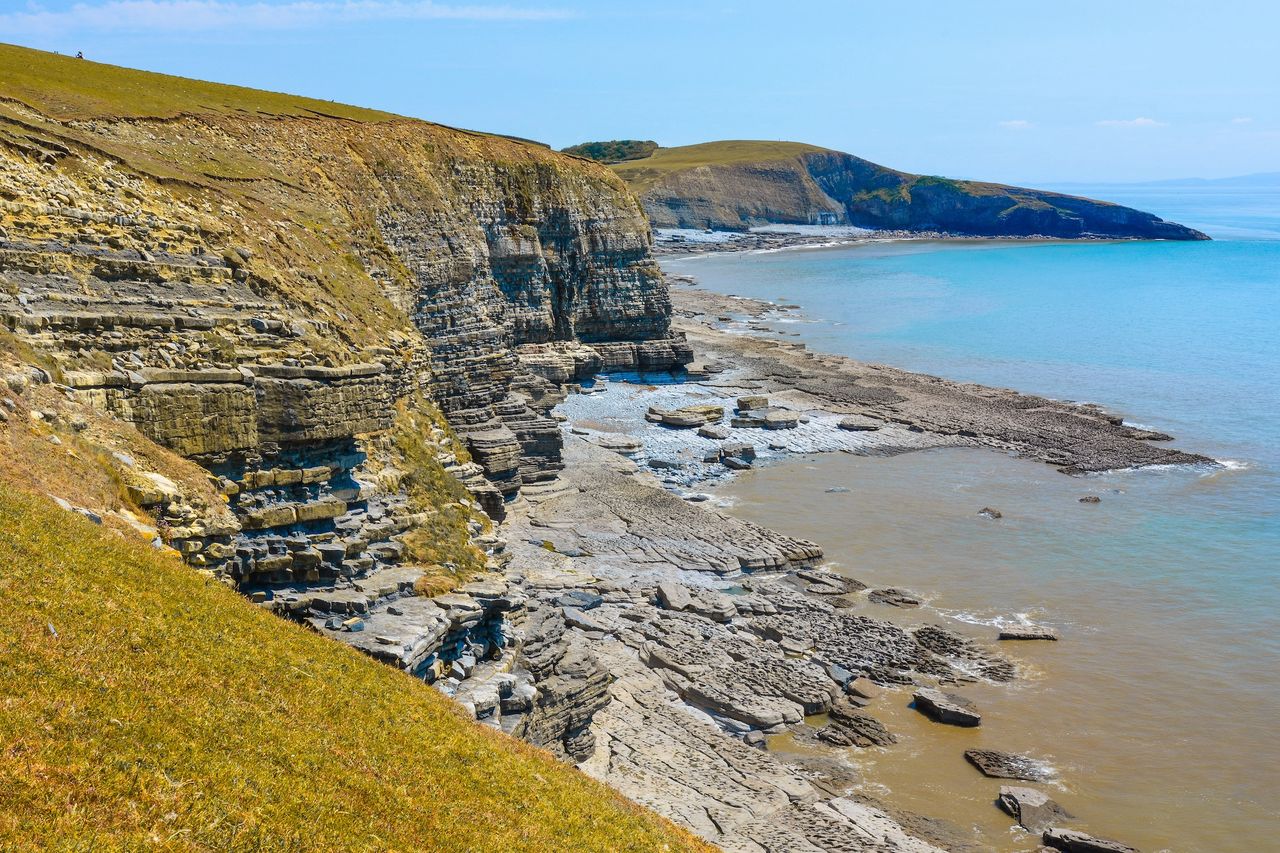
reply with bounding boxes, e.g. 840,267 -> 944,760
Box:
587,139 -> 1209,239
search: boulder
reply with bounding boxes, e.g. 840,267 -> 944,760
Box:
979,506 -> 1003,519
964,749 -> 1051,781
736,395 -> 769,411
721,441 -> 757,461
697,424 -> 730,440
655,581 -> 692,611
687,590 -> 737,623
723,456 -> 753,471
912,688 -> 981,727
1079,495 -> 1102,504
998,786 -> 1073,833
1042,828 -> 1138,853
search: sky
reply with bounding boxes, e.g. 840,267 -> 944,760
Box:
2,0 -> 1277,183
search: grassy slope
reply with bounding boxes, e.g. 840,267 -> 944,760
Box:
0,483 -> 707,851
0,42 -> 393,122
611,140 -> 824,192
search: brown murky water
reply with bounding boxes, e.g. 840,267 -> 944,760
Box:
717,448 -> 1278,852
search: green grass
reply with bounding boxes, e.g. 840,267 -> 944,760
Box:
0,42 -> 394,122
0,486 -> 709,852
610,139 -> 826,191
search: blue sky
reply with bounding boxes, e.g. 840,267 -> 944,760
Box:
3,0 -> 1277,183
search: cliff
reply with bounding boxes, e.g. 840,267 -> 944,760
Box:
0,42 -> 698,845
607,140 -> 1209,239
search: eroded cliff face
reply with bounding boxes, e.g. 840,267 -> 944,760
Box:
0,49 -> 689,752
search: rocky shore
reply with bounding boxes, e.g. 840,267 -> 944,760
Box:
449,273 -> 1196,850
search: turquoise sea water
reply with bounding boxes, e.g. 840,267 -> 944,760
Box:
663,188 -> 1279,849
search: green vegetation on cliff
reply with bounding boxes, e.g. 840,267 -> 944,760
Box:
0,482 -> 708,851
562,139 -> 658,163
610,139 -> 1208,239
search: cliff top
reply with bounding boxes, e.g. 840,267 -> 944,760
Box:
612,140 -> 827,190
0,42 -> 396,122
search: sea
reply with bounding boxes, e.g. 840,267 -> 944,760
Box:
661,185 -> 1280,852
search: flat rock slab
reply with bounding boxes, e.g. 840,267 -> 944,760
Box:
1042,827 -> 1139,853
869,588 -> 923,608
964,748 -> 1052,781
999,625 -> 1059,641
998,786 -> 1072,833
838,416 -> 881,431
912,688 -> 981,727
653,404 -> 724,427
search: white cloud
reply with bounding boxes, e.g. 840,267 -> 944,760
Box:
1231,117 -> 1254,124
0,1 -> 569,33
1095,117 -> 1168,128
998,119 -> 1032,130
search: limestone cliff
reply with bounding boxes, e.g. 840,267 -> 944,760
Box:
1,45 -> 689,524
606,140 -> 1209,239
0,44 -> 689,742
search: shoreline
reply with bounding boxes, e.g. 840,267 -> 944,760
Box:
653,227 -> 1139,257
502,270 -> 1213,849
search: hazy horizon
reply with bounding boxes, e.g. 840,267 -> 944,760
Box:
3,0 -> 1277,185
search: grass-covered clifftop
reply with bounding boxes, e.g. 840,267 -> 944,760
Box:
612,140 -> 1209,239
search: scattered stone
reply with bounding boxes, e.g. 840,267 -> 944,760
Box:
1079,495 -> 1102,504
912,688 -> 981,727
817,699 -> 896,747
563,606 -> 616,634
654,404 -> 724,428
979,507 -> 1003,519
1042,827 -> 1138,853
723,456 -> 752,470
721,441 -> 757,462
868,588 -> 922,608
594,434 -> 643,454
998,786 -> 1073,833
999,626 -> 1059,641
825,486 -> 851,493
655,581 -> 692,611
341,617 -> 365,632
557,590 -> 604,610
964,749 -> 1052,781
846,677 -> 881,701
743,730 -> 767,750
837,416 -> 881,431
697,423 -> 730,440
736,395 -> 769,411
